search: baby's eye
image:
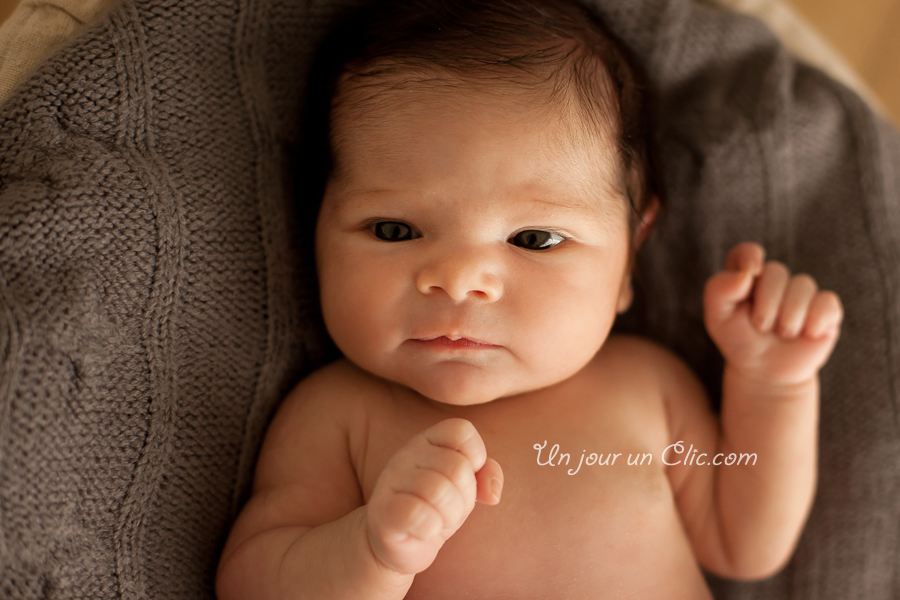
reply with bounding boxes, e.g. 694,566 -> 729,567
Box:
371,221 -> 420,241
508,230 -> 565,250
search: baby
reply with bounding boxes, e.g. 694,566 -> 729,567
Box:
216,0 -> 844,597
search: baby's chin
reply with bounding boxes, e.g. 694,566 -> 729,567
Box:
394,365 -> 533,407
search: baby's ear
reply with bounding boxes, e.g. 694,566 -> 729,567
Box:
618,196 -> 658,314
633,195 -> 660,251
616,275 -> 634,314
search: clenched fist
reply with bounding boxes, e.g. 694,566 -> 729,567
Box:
704,242 -> 844,386
365,418 -> 503,575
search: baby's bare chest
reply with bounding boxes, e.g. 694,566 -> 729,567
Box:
352,367 -> 712,598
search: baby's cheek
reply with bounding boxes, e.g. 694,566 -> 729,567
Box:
321,258 -> 401,356
510,296 -> 594,372
523,270 -> 618,368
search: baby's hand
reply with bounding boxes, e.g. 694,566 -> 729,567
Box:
365,418 -> 503,576
703,242 -> 844,386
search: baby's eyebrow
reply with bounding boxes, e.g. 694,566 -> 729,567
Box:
326,187 -> 415,210
329,185 -> 616,218
352,188 -> 413,199
526,189 -> 625,222
527,193 -> 594,211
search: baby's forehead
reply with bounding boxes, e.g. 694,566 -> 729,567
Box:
332,65 -> 608,132
329,71 -> 625,197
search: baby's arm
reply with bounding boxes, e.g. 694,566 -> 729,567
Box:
663,242 -> 842,580
215,361 -> 502,600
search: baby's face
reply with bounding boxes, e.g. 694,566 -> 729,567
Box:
316,81 -> 634,405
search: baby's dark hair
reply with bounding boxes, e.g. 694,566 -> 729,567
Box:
301,0 -> 663,244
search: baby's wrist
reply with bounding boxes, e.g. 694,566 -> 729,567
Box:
337,505 -> 415,597
723,363 -> 818,402
361,510 -> 418,583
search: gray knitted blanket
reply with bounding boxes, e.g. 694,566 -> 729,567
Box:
1,0 -> 898,598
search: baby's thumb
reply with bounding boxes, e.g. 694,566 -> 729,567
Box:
704,269 -> 754,326
474,457 -> 503,505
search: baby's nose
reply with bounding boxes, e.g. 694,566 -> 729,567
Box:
415,245 -> 503,303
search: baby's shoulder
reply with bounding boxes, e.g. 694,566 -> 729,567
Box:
297,356 -> 389,395
281,357 -> 391,420
591,334 -> 708,407
593,333 -> 691,381
596,333 -> 712,433
253,358 -> 388,490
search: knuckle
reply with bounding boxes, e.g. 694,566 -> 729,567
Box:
765,261 -> 790,279
406,502 -> 441,535
443,451 -> 475,488
822,289 -> 841,304
747,241 -> 765,262
821,290 -> 844,314
422,471 -> 456,505
381,490 -> 426,530
417,474 -> 465,526
735,240 -> 760,255
777,314 -> 801,336
791,273 -> 817,291
434,418 -> 477,443
777,307 -> 799,324
451,418 -> 478,441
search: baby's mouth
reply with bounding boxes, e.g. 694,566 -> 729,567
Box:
412,335 -> 500,349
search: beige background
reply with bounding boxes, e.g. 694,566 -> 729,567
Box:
788,0 -> 900,124
0,0 -> 16,24
0,0 -> 898,123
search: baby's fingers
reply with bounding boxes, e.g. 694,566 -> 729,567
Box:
378,490 -> 445,542
391,460 -> 470,533
775,274 -> 818,338
724,241 -> 765,272
423,418 -> 487,473
475,457 -> 503,506
750,261 -> 790,332
703,269 -> 755,325
803,290 -> 844,338
704,242 -> 765,325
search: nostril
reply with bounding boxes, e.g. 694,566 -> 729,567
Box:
469,286 -> 495,300
415,256 -> 503,302
417,281 -> 500,303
